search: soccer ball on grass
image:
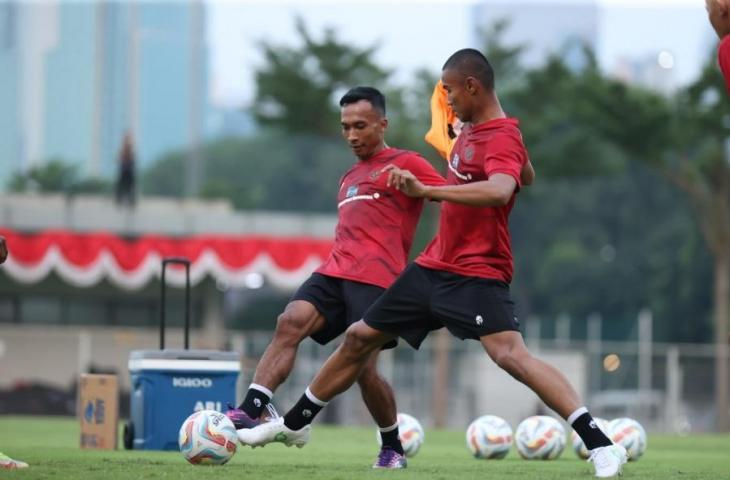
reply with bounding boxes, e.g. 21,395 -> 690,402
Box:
179,410 -> 238,465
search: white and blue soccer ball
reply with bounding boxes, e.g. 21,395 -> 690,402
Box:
179,410 -> 238,465
608,417 -> 647,461
571,417 -> 610,459
376,412 -> 425,457
465,415 -> 513,459
514,415 -> 566,460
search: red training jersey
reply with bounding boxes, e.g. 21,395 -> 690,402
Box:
317,147 -> 445,289
416,118 -> 528,283
720,35 -> 730,96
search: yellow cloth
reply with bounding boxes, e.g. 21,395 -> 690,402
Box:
424,80 -> 460,161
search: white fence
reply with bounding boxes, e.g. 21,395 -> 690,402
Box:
237,330 -> 724,434
0,324 -> 725,433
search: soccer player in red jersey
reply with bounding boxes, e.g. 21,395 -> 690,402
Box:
227,86 -> 446,468
707,0 -> 730,94
0,239 -> 28,470
239,50 -> 628,478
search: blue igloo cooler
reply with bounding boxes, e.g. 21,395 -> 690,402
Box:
122,257 -> 240,451
126,349 -> 240,450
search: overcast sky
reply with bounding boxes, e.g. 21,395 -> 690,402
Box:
207,0 -> 712,107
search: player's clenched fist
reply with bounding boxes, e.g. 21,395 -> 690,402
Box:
382,164 -> 428,198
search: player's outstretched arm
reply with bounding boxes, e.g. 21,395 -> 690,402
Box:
384,165 -> 517,207
420,174 -> 517,207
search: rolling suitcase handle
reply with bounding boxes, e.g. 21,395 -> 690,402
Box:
160,257 -> 191,350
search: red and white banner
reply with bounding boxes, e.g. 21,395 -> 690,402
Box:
0,229 -> 333,291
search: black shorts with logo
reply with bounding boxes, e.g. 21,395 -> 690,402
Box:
363,263 -> 520,349
291,273 -> 397,349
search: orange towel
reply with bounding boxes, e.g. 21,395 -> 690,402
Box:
424,80 -> 461,160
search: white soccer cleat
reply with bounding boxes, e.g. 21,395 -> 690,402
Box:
588,444 -> 628,478
237,417 -> 311,448
0,452 -> 28,470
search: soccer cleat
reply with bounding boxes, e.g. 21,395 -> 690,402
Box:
372,447 -> 408,469
225,403 -> 280,430
225,403 -> 260,430
237,417 -> 310,448
0,452 -> 28,469
588,444 -> 628,478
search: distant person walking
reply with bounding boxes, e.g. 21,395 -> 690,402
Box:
0,236 -> 29,470
116,132 -> 136,208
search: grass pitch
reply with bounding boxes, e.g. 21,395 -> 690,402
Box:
1,416 -> 729,479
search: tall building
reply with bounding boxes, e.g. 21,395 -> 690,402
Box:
470,1 -> 599,70
0,2 -> 21,186
470,1 -> 708,93
42,2 -> 97,172
0,0 -> 208,187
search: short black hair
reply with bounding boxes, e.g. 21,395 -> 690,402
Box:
339,86 -> 386,116
442,48 -> 495,90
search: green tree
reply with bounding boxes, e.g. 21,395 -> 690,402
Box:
253,17 -> 390,137
7,159 -> 78,192
6,159 -> 111,194
142,133 -> 348,212
622,55 -> 730,430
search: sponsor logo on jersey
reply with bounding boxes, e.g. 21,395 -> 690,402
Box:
475,315 -> 484,326
465,146 -> 474,161
451,153 -> 460,169
346,185 -> 359,198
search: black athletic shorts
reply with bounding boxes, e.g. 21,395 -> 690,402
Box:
291,273 -> 397,349
363,263 -> 520,349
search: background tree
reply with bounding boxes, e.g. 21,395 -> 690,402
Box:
253,16 -> 390,137
7,159 -> 111,194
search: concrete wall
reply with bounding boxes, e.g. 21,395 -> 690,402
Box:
0,324 -> 231,392
0,193 -> 336,237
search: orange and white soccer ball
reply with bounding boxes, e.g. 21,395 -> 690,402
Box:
375,412 -> 424,457
608,417 -> 647,461
178,410 -> 238,465
465,415 -> 513,459
514,415 -> 566,460
571,417 -> 610,459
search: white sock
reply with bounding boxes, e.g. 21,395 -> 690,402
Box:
379,421 -> 399,433
249,383 -> 273,399
305,387 -> 328,407
567,406 -> 589,426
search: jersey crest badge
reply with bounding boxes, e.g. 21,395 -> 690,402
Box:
345,185 -> 359,198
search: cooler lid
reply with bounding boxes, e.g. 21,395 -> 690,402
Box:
128,349 -> 240,372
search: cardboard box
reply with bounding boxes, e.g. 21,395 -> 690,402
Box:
78,374 -> 119,450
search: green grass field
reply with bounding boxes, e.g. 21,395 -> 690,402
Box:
1,416 -> 729,479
